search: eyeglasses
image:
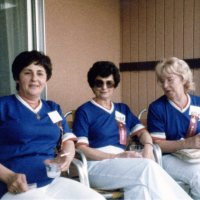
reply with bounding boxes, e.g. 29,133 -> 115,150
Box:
94,79 -> 115,88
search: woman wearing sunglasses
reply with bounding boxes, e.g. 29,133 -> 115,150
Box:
72,61 -> 192,200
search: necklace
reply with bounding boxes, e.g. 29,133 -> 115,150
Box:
36,113 -> 40,120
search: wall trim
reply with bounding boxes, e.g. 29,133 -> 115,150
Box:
120,58 -> 200,71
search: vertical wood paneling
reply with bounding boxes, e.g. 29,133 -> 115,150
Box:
155,0 -> 164,98
193,0 -> 200,96
183,0 -> 194,95
121,0 -> 131,106
130,0 -> 139,61
121,0 -> 200,113
164,0 -> 174,57
130,72 -> 139,113
194,0 -> 200,58
146,0 -> 156,114
130,0 -> 139,113
183,0 -> 194,58
174,0 -> 184,58
121,72 -> 131,106
138,0 -> 147,113
121,0 -> 131,62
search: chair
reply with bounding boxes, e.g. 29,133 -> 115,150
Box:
137,108 -> 191,195
64,110 -> 166,199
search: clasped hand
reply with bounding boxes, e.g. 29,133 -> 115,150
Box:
116,149 -> 154,161
185,134 -> 200,149
56,151 -> 74,171
116,151 -> 143,158
7,173 -> 29,194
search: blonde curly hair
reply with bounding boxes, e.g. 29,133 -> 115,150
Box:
155,57 -> 195,92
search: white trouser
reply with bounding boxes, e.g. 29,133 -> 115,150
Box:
163,154 -> 200,200
88,158 -> 192,200
1,177 -> 105,200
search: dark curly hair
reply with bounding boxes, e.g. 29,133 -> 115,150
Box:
87,61 -> 120,88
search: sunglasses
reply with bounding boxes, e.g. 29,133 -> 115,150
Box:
94,79 -> 115,88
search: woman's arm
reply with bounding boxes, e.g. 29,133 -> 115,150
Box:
77,144 -> 144,160
57,139 -> 76,171
155,134 -> 200,153
77,145 -> 116,160
137,129 -> 155,160
0,164 -> 28,193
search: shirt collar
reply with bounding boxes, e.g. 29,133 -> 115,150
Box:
15,94 -> 42,113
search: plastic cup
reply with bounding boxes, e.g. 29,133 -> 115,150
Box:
129,144 -> 144,153
44,159 -> 61,178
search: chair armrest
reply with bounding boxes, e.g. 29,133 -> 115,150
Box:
75,149 -> 88,170
71,158 -> 90,187
71,149 -> 90,187
153,144 -> 162,166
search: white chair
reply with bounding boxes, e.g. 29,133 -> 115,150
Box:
64,110 -> 167,199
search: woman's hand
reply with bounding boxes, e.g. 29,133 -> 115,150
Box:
142,144 -> 155,160
56,140 -> 75,171
115,151 -> 143,158
184,134 -> 200,149
6,173 -> 29,194
56,151 -> 74,171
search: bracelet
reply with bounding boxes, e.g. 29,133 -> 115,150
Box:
144,142 -> 154,147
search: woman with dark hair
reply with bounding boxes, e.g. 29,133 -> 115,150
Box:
0,50 -> 105,200
73,61 -> 192,200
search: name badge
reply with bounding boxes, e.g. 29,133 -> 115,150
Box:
115,111 -> 126,124
189,105 -> 200,119
48,111 -> 62,123
118,122 -> 127,145
115,111 -> 127,145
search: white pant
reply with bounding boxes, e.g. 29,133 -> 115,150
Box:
163,154 -> 200,200
1,177 -> 105,200
88,158 -> 192,200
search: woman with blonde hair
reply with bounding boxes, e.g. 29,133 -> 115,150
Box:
148,57 -> 200,199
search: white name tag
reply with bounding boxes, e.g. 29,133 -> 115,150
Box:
115,111 -> 126,124
48,111 -> 62,123
189,105 -> 200,119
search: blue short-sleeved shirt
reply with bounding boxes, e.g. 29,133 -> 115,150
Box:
147,94 -> 200,141
0,95 -> 75,198
73,100 -> 144,150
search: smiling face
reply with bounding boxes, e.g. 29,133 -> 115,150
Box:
92,75 -> 115,101
17,63 -> 47,100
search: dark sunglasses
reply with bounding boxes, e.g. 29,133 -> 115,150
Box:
94,79 -> 115,88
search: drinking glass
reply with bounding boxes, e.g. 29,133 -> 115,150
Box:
44,159 -> 61,178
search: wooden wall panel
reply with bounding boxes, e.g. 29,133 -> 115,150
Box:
120,0 -> 200,114
184,0 -> 194,58
146,0 -> 156,118
164,0 -> 174,57
138,0 -> 147,114
194,0 -> 200,58
174,0 -> 184,58
130,0 -> 139,113
193,0 -> 200,96
155,0 -> 164,99
121,0 -> 131,106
